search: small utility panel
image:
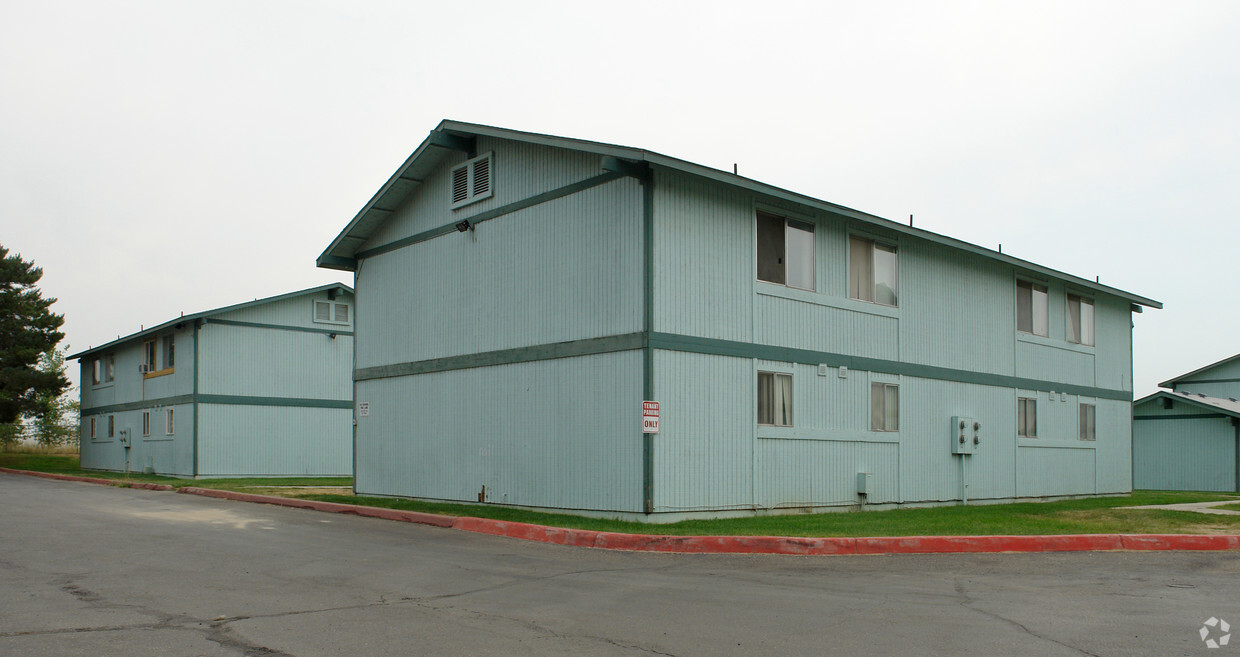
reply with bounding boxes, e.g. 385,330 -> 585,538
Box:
951,416 -> 981,455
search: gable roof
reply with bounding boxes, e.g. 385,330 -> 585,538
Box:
69,283 -> 353,360
1134,390 -> 1240,419
1158,353 -> 1240,389
318,120 -> 1161,310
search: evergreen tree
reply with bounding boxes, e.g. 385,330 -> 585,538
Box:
0,245 -> 67,425
30,348 -> 78,447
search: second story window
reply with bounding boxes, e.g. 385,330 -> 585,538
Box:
756,211 -> 814,291
1016,280 -> 1048,337
142,340 -> 157,373
162,335 -> 175,368
1067,294 -> 1094,346
850,236 -> 899,306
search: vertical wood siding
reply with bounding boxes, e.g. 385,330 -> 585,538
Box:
356,177 -> 642,369
354,352 -> 643,512
197,404 -> 351,476
197,324 -> 352,400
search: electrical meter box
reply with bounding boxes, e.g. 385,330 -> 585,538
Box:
951,416 -> 981,454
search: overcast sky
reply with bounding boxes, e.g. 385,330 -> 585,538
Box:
2,0 -> 1237,397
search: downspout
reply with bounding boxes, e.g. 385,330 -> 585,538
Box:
192,319 -> 200,478
352,268 -> 361,494
641,168 -> 655,515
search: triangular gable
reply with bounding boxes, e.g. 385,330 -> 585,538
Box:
1158,353 -> 1240,389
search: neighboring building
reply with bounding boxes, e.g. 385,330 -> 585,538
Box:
1132,356 -> 1240,492
71,284 -> 354,477
318,121 -> 1160,521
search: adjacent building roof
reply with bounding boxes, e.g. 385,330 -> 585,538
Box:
318,120 -> 1161,310
69,283 -> 353,360
1157,353 -> 1240,389
1133,390 -> 1240,419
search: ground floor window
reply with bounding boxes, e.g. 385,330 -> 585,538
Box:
870,383 -> 899,431
89,417 -> 96,440
757,372 -> 793,426
142,411 -> 151,437
1079,403 -> 1096,441
107,415 -> 115,438
165,408 -> 175,435
1017,397 -> 1037,437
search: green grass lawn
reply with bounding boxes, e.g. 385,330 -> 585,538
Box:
4,450 -> 1238,537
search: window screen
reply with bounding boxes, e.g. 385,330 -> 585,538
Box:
1017,397 -> 1037,437
334,303 -> 350,323
1079,403 -> 1096,440
756,211 -> 786,285
757,372 -> 793,426
1067,295 -> 1094,345
315,301 -> 332,322
870,383 -> 899,431
1016,281 -> 1048,336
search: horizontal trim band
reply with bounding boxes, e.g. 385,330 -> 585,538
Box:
83,394 -> 352,415
82,395 -> 195,416
354,331 -> 1132,401
205,318 -> 354,336
647,332 -> 1133,402
1133,413 -> 1229,421
197,395 -> 354,409
355,171 -> 624,261
355,333 -> 644,381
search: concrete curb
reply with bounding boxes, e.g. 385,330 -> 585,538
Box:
6,468 -> 1239,555
0,467 -> 175,491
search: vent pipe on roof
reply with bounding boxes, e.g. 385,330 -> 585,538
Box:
733,163 -> 737,175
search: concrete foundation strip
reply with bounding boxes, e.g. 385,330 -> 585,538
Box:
5,468 -> 1239,555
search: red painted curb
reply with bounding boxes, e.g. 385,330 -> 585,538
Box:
177,487 -> 456,528
4,468 -> 1239,555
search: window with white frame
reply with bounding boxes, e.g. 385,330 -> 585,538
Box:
450,152 -> 493,208
756,211 -> 815,290
1016,281 -> 1049,337
91,360 -> 102,385
89,417 -> 96,440
870,383 -> 899,431
165,408 -> 175,435
313,300 -> 351,325
1017,397 -> 1037,437
162,334 -> 175,368
105,354 -> 114,382
142,340 -> 157,372
1067,294 -> 1094,346
1079,403 -> 1096,441
757,371 -> 793,426
107,415 -> 115,439
142,411 -> 151,437
850,236 -> 899,306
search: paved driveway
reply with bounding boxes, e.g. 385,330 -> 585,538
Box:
2,473 -> 1238,656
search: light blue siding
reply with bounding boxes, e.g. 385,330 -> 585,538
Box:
1132,396 -> 1237,492
198,404 -> 350,477
355,352 -> 644,512
77,286 -> 353,478
356,177 -> 642,369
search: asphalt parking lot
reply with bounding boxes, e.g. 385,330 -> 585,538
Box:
2,473 -> 1237,657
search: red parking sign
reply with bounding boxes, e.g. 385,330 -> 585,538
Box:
642,401 -> 659,433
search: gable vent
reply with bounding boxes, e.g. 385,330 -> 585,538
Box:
452,166 -> 470,204
449,152 -> 494,209
472,156 -> 490,196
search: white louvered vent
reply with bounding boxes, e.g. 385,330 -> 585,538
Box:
314,300 -> 331,322
334,303 -> 349,323
449,152 -> 494,209
452,165 -> 469,204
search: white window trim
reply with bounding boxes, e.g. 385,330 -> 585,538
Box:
1017,396 -> 1037,438
165,408 -> 175,436
142,411 -> 151,437
849,234 -> 900,307
870,382 -> 900,432
757,370 -> 794,427
449,152 -> 494,209
754,209 -> 816,292
1079,401 -> 1097,441
1066,293 -> 1095,346
1016,279 -> 1050,338
312,300 -> 351,326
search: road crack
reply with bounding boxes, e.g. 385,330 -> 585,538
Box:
954,579 -> 1103,657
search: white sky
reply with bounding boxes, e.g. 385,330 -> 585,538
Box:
2,0 -> 1237,397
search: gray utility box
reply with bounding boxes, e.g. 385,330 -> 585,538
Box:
951,416 -> 981,454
